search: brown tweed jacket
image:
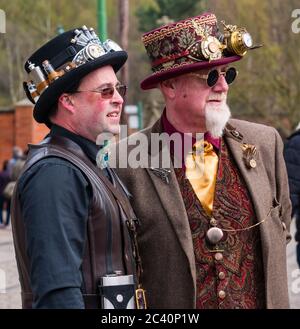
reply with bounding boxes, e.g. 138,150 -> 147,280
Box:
115,118 -> 292,309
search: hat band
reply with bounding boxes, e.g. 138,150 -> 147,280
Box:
151,50 -> 189,68
150,37 -> 223,73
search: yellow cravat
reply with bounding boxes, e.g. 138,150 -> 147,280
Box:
185,141 -> 219,216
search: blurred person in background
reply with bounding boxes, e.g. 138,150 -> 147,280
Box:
6,146 -> 23,179
284,122 -> 300,268
0,160 -> 11,227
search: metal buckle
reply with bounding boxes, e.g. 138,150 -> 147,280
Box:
135,288 -> 147,309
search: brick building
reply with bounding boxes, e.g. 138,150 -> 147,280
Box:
0,99 -> 49,169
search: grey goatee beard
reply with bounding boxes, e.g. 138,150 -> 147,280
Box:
205,93 -> 231,138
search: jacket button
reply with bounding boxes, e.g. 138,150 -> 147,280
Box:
210,218 -> 217,226
231,130 -> 239,138
218,290 -> 226,299
214,252 -> 223,261
218,271 -> 225,280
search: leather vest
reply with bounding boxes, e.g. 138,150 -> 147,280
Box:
11,136 -> 137,309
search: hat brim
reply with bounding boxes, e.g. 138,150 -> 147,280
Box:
141,55 -> 241,90
33,50 -> 127,125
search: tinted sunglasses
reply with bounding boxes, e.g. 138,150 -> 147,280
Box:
188,67 -> 238,87
75,84 -> 127,99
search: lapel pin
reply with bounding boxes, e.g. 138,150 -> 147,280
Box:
96,140 -> 111,169
149,167 -> 171,184
241,143 -> 257,169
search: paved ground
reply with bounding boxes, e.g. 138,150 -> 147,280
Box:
0,212 -> 299,309
0,222 -> 21,309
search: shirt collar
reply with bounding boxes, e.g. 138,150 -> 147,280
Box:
161,109 -> 221,150
50,124 -> 101,164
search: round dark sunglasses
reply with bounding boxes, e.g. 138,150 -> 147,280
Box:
189,67 -> 238,87
74,84 -> 127,99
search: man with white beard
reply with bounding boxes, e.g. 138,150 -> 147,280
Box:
115,13 -> 292,309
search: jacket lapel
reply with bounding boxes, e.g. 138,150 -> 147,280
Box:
224,124 -> 272,261
144,119 -> 196,287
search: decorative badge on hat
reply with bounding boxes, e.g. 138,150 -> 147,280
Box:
188,19 -> 222,61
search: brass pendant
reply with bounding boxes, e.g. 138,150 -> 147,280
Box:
149,167 -> 171,184
135,288 -> 147,309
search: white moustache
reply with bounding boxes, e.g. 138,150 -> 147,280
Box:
207,93 -> 227,102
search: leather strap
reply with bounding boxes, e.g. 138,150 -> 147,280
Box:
51,46 -> 78,69
24,136 -> 134,220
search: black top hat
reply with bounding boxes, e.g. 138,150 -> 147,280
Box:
23,26 -> 127,126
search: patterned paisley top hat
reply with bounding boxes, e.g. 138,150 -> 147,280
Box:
141,12 -> 260,90
23,25 -> 127,126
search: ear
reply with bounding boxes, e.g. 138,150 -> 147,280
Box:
159,79 -> 177,99
58,93 -> 75,113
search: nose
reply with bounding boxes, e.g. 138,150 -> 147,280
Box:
212,74 -> 229,93
111,87 -> 124,105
